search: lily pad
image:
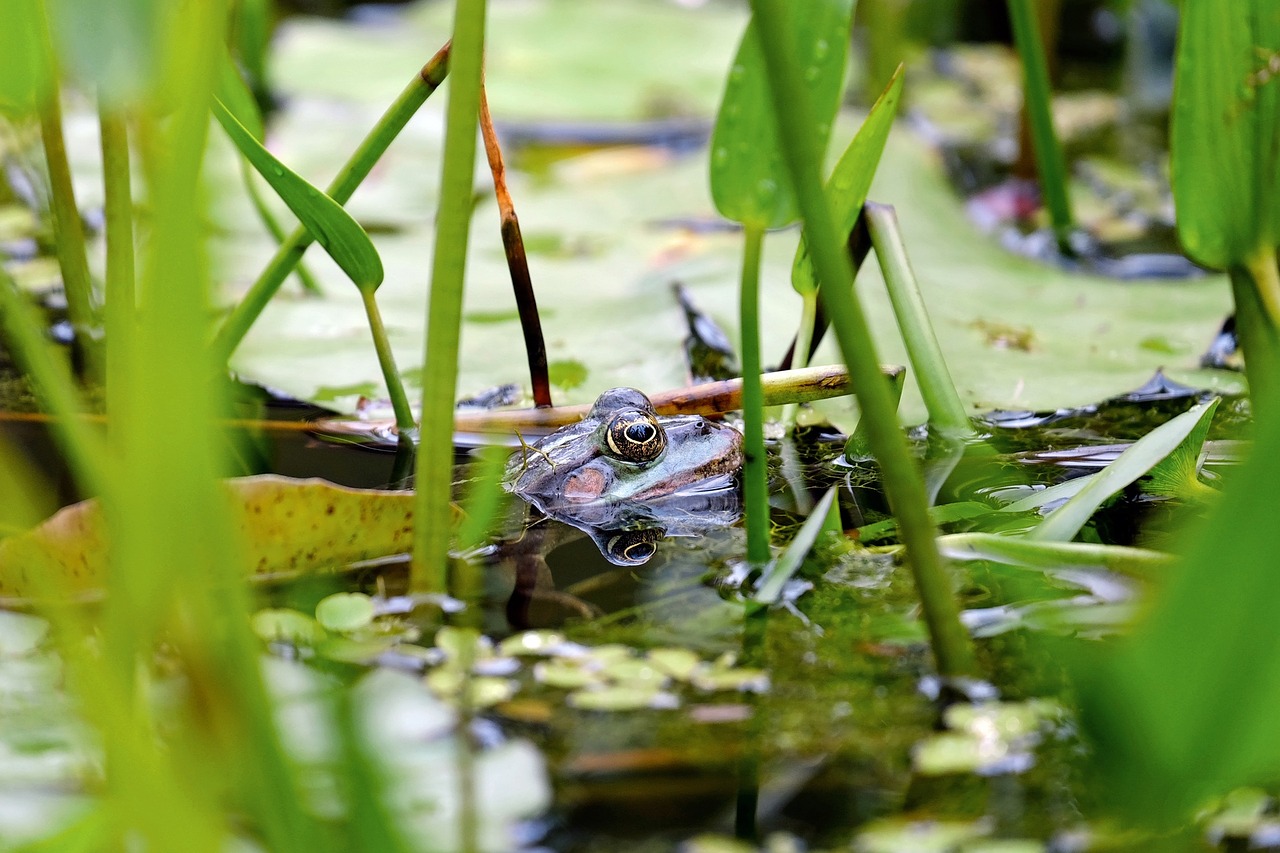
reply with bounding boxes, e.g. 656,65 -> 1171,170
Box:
314,592 -> 376,633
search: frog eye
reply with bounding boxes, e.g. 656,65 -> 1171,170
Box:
605,410 -> 666,462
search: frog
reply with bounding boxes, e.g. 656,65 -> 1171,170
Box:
504,387 -> 743,510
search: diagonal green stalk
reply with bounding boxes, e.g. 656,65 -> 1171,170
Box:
739,223 -> 771,566
1007,0 -> 1074,251
864,202 -> 972,436
746,0 -> 976,678
35,1 -> 97,372
212,41 -> 452,364
411,3 -> 487,593
0,270 -> 108,497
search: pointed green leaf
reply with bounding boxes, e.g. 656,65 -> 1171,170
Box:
1145,397 -> 1220,498
1029,400 -> 1219,542
1172,2 -> 1280,268
709,0 -> 853,228
792,64 -> 904,294
212,98 -> 384,290
216,51 -> 265,141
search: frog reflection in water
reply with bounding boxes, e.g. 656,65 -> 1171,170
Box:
504,387 -> 743,566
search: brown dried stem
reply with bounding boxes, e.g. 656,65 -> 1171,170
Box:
478,80 -> 551,408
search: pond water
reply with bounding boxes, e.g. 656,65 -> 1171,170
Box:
224,380 -> 1244,848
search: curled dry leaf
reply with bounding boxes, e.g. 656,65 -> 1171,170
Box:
0,475 -> 419,600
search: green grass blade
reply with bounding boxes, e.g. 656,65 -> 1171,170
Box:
0,271 -> 109,497
1029,400 -> 1218,542
34,0 -> 97,370
212,98 -> 384,291
412,1 -> 487,593
710,0 -> 853,229
792,65 -> 903,295
745,0 -> 976,678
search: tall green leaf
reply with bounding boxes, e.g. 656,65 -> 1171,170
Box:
792,64 -> 903,295
1172,2 -> 1280,269
709,0 -> 853,229
212,98 -> 384,291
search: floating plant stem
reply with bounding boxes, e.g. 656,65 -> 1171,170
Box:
412,2 -> 487,594
478,82 -> 551,407
739,224 -> 770,566
99,103 -> 135,430
864,202 -> 973,436
1006,0 -> 1075,250
746,0 -> 977,678
213,41 -> 452,364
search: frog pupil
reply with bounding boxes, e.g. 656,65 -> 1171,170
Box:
626,422 -> 656,444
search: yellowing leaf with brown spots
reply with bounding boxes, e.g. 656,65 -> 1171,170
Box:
0,475 -> 420,601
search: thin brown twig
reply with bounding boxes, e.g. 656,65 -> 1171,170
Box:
478,79 -> 552,408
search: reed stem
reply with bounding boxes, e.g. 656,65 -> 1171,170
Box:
864,202 -> 972,436
1007,0 -> 1075,251
411,4 -> 487,593
478,83 -> 551,407
739,223 -> 771,566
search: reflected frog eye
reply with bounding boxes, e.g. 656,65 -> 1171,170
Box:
604,530 -> 662,565
604,410 -> 666,462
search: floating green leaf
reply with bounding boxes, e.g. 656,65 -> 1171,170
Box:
709,0 -> 853,228
792,65 -> 904,295
212,98 -> 385,290
315,592 -> 376,633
